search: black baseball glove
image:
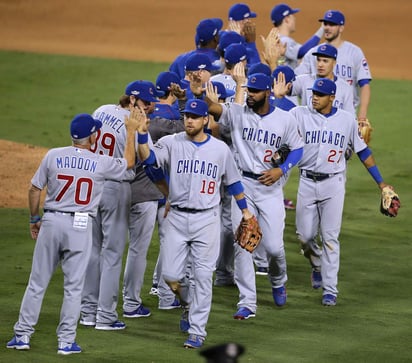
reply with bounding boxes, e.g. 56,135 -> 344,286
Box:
271,144 -> 290,167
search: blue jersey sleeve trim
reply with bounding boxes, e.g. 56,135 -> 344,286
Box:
142,150 -> 156,165
358,79 -> 371,87
143,165 -> 165,182
357,147 -> 372,162
298,35 -> 321,59
227,181 -> 244,196
279,147 -> 303,175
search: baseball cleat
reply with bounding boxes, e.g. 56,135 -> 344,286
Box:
255,267 -> 268,276
79,318 -> 96,327
311,269 -> 322,289
284,199 -> 296,210
95,320 -> 126,330
183,334 -> 205,349
57,342 -> 82,355
322,294 -> 337,306
180,307 -> 190,332
158,298 -> 181,310
6,335 -> 30,350
272,285 -> 287,306
149,284 -> 159,296
233,307 -> 256,320
123,304 -> 151,318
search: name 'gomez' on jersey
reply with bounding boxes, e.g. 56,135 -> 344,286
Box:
152,132 -> 242,210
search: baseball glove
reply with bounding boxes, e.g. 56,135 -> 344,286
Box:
235,216 -> 262,253
271,144 -> 290,167
380,186 -> 400,217
358,118 -> 373,145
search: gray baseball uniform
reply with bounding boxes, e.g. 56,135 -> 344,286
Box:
218,102 -> 304,312
13,145 -> 128,344
150,131 -> 242,338
291,105 -> 367,298
295,41 -> 372,108
81,104 -> 135,326
292,74 -> 355,113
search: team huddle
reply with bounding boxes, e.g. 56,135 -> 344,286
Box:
7,2 -> 400,355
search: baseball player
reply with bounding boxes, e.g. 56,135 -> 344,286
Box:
291,44 -> 355,114
290,78 -> 393,305
210,43 -> 248,103
169,18 -> 223,80
227,3 -> 260,66
269,3 -> 324,70
205,72 -> 304,318
80,81 -> 149,330
295,10 -> 372,120
122,81 -> 164,317
6,112 -> 140,354
136,99 -> 256,349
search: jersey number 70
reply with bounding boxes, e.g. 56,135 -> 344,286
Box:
55,174 -> 93,205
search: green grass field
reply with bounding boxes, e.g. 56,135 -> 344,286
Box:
0,50 -> 411,362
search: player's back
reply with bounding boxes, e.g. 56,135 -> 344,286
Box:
34,146 -> 127,215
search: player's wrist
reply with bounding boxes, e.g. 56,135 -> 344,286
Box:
30,215 -> 41,224
137,133 -> 148,144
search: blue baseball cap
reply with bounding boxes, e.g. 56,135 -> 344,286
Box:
309,78 -> 336,95
247,62 -> 271,77
185,53 -> 220,72
156,71 -> 182,93
319,10 -> 345,25
196,18 -> 223,43
125,80 -> 163,102
245,73 -> 272,91
211,81 -> 235,99
228,3 -> 257,21
218,31 -> 245,52
312,43 -> 338,59
70,113 -> 102,139
224,43 -> 247,65
183,99 -> 209,117
272,65 -> 296,84
271,4 -> 300,25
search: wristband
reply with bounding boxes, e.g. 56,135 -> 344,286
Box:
367,165 -> 384,184
30,215 -> 41,224
138,133 -> 148,144
236,198 -> 248,210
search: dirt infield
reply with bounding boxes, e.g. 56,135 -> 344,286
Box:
0,0 -> 411,208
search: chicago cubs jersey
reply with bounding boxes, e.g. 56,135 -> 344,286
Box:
291,106 -> 367,174
295,41 -> 372,108
152,132 -> 241,210
92,104 -> 135,181
218,103 -> 304,174
292,74 -> 355,114
31,147 -> 128,216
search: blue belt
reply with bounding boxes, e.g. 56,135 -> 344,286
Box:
171,205 -> 212,213
301,170 -> 337,182
242,171 -> 262,180
44,209 -> 75,216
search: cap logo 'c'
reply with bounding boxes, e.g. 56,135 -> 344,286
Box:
317,80 -> 324,87
282,10 -> 289,16
149,88 -> 154,95
91,126 -> 96,133
190,101 -> 198,108
326,12 -> 333,18
320,45 -> 327,51
198,64 -> 207,69
250,76 -> 257,83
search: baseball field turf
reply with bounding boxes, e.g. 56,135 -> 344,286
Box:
0,50 -> 411,362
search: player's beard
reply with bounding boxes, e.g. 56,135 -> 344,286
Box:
246,96 -> 265,111
185,123 -> 204,138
